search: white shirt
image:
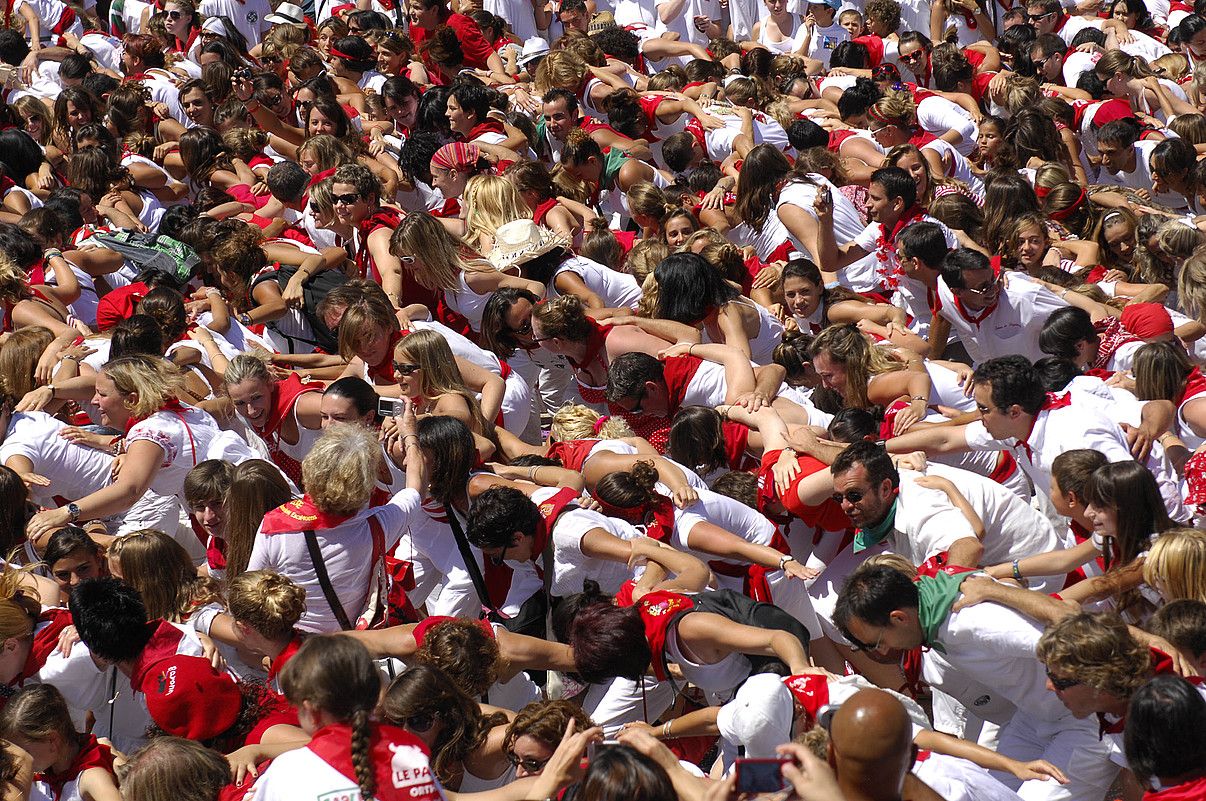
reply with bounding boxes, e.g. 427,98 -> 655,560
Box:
247,489 -> 422,633
126,406 -> 230,499
891,464 -> 1064,569
805,21 -> 849,68
199,0 -> 269,46
702,110 -> 792,165
1102,139 -> 1187,210
531,486 -> 643,596
548,255 -> 642,310
936,272 -> 1068,365
915,94 -> 978,157
654,0 -> 721,48
0,412 -> 113,507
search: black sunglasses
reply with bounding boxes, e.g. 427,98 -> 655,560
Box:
332,193 -> 363,206
165,9 -> 185,18
1027,10 -> 1055,20
508,753 -> 550,773
392,361 -> 421,376
511,319 -> 533,336
831,490 -> 865,504
1046,668 -> 1080,692
403,712 -> 437,733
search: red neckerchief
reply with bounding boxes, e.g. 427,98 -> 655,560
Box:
39,735 -> 114,801
627,589 -> 695,680
355,208 -> 404,282
261,495 -> 354,535
259,373 -> 322,437
957,5 -> 977,29
783,674 -> 830,727
547,439 -> 598,471
307,167 -> 337,188
1098,648 -> 1179,736
466,119 -> 505,140
532,196 -> 558,227
306,723 -> 442,801
1092,316 -> 1140,371
950,291 -> 999,326
1143,775 -> 1206,801
1017,392 -> 1072,462
530,487 -> 581,556
123,397 -> 188,435
1053,13 -> 1068,32
1175,366 -> 1206,407
874,205 -> 926,291
901,646 -> 926,696
367,329 -> 406,383
266,632 -> 305,682
710,527 -> 791,603
566,319 -> 611,371
10,609 -> 73,687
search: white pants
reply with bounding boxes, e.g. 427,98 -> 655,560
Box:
993,712 -> 1118,801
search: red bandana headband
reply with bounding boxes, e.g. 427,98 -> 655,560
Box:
1048,187 -> 1086,221
432,141 -> 481,172
868,104 -> 907,128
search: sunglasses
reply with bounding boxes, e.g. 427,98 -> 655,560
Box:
392,361 -> 421,376
1046,668 -> 1080,692
262,93 -> 283,106
332,193 -> 363,206
511,319 -> 533,336
1027,10 -> 1055,20
961,277 -> 1002,298
403,712 -> 437,733
508,753 -> 550,773
165,9 -> 185,18
851,626 -> 886,653
900,51 -> 925,63
831,489 -> 865,504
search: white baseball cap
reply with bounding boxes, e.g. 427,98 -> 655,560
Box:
716,674 -> 794,758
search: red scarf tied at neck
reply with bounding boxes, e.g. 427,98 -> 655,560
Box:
124,397 -> 189,435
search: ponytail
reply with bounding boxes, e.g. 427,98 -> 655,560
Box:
350,708 -> 376,800
594,459 -> 660,509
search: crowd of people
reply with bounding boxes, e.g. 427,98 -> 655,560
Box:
2,0 -> 1206,798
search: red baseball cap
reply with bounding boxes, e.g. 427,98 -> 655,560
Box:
94,281 -> 149,331
142,655 -> 242,741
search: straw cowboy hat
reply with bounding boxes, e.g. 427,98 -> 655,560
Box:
488,220 -> 569,270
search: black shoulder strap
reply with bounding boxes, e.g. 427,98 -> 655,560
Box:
303,528 -> 353,631
443,503 -> 503,620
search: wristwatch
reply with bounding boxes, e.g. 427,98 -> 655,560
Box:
239,313 -> 252,326
67,503 -> 81,523
778,554 -> 796,571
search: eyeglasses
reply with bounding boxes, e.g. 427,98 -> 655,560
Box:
831,489 -> 865,504
961,276 -> 1002,298
403,712 -> 437,733
508,753 -> 550,773
621,390 -> 647,415
331,193 -> 363,206
392,361 -> 421,376
1046,668 -> 1080,692
510,319 -> 533,336
851,626 -> 887,653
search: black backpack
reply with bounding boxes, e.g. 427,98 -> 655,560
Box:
252,264 -> 348,354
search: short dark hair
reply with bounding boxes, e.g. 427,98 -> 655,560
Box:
661,132 -> 697,173
0,29 -> 29,66
1124,675 -> 1206,786
1147,599 -> 1206,659
543,88 -> 579,115
830,440 -> 899,489
1097,117 -> 1141,147
606,352 -> 665,403
788,119 -> 828,151
60,53 -> 94,80
1068,26 -> 1105,48
1033,357 -> 1081,393
466,486 -> 542,550
939,247 -> 992,290
971,355 -> 1046,415
827,408 -> 879,444
896,221 -> 949,268
266,161 -> 309,203
870,166 -> 916,208
833,564 -> 919,647
1031,32 -> 1066,59
69,578 -> 153,663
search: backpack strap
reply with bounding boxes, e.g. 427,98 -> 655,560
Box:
443,503 -> 507,621
303,528 -> 353,631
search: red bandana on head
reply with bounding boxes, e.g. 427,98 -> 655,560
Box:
592,491 -> 678,543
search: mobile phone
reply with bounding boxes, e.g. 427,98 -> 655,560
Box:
587,739 -> 621,760
821,186 -> 832,205
734,758 -> 790,794
816,703 -> 840,731
377,397 -> 403,418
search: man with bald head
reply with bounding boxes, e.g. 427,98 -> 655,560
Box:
827,688 -> 917,801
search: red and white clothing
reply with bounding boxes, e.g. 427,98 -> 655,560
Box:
239,375 -> 323,490
0,411 -> 115,509
653,0 -> 720,50
851,212 -> 955,296
250,723 -> 445,801
936,272 -> 1068,365
198,0 -> 270,46
915,94 -> 979,157
736,175 -> 865,265
1101,139 -> 1188,210
28,735 -> 115,801
1173,367 -> 1206,450
8,0 -> 82,43
612,355 -> 729,452
248,490 -> 422,633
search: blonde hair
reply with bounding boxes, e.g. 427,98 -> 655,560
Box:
0,254 -> 33,306
222,353 -> 272,390
395,328 -> 494,435
102,356 -> 188,419
863,552 -> 918,579
534,50 -> 587,94
226,570 -> 306,639
390,211 -> 496,293
626,181 -> 677,223
12,97 -> 56,146
550,404 -> 634,442
108,530 -> 220,622
870,91 -> 917,129
635,271 -> 659,319
1033,161 -> 1072,196
221,127 -> 270,162
809,324 -> 904,408
122,737 -> 232,801
1152,53 -> 1189,83
1144,528 -> 1206,603
463,174 -> 532,252
302,424 -> 382,515
297,134 -> 353,172
0,566 -> 38,645
624,238 -> 671,285
1177,243 -> 1206,319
